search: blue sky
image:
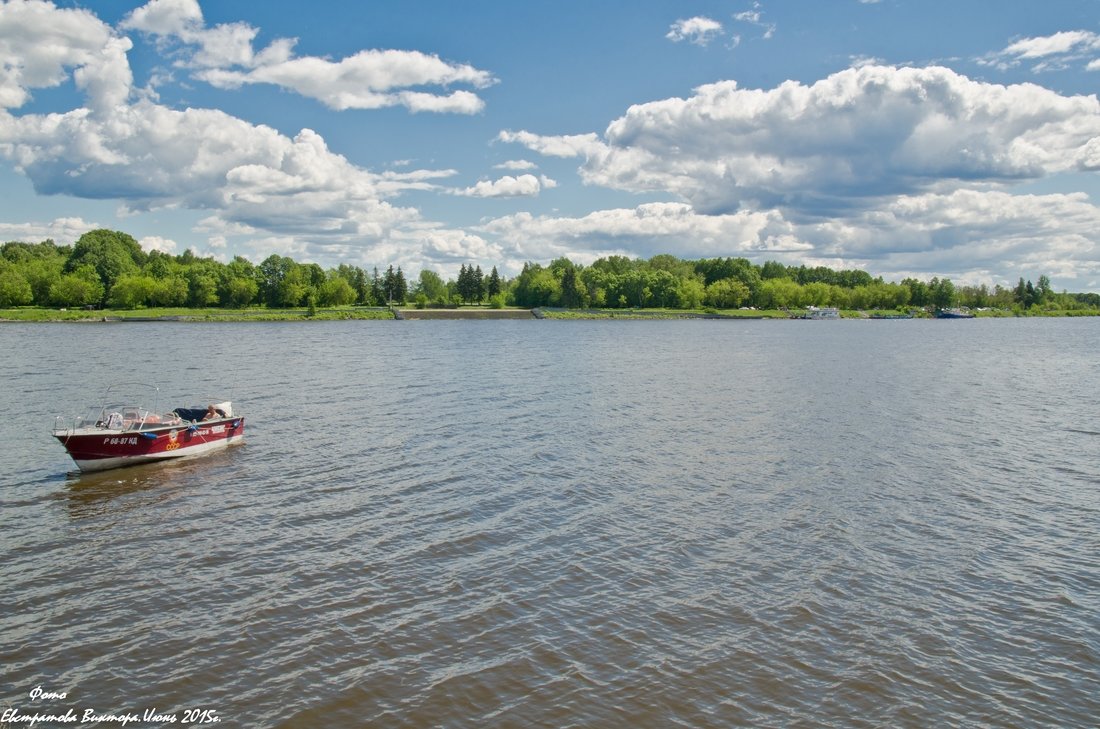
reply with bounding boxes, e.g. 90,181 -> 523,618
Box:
2,0 -> 1099,291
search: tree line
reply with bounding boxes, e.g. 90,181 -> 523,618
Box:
507,254 -> 1097,313
1,229 -> 1097,314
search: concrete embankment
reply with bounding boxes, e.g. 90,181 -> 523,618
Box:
396,308 -> 537,320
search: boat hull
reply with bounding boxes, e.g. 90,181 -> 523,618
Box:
54,417 -> 245,472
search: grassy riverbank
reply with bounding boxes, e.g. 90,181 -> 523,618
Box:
2,305 -> 1097,322
0,306 -> 396,322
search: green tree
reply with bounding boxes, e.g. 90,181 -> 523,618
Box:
1036,275 -> 1052,303
416,269 -> 446,304
677,276 -> 706,310
559,260 -> 583,308
49,265 -> 104,307
755,278 -> 802,309
222,257 -> 257,307
186,267 -> 220,308
151,274 -> 189,307
802,281 -> 833,307
0,265 -> 33,306
258,255 -> 308,307
65,229 -> 145,304
144,250 -> 179,280
472,265 -> 485,304
383,265 -> 405,304
22,257 -> 64,305
367,267 -> 383,306
760,260 -> 789,280
704,278 -> 750,309
1013,277 -> 1028,307
394,267 -> 408,304
930,277 -> 956,310
319,276 -> 356,306
457,263 -> 486,304
224,277 -> 258,308
108,274 -> 157,309
487,266 -> 502,298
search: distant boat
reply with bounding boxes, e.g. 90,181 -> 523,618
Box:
869,313 -> 913,319
936,308 -> 976,319
795,306 -> 840,320
53,383 -> 245,472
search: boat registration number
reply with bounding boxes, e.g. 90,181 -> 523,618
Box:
103,437 -> 139,446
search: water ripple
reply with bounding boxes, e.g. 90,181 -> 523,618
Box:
0,320 -> 1098,727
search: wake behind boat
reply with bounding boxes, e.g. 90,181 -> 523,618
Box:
53,383 -> 245,472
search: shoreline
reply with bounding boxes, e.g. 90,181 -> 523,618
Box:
2,306 -> 1097,322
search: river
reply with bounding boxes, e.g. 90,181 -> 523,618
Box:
1,318 -> 1097,727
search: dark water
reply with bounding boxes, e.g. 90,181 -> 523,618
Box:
1,318 -> 1098,727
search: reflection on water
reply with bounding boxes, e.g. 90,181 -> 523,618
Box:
0,319 -> 1098,728
60,446 -> 247,519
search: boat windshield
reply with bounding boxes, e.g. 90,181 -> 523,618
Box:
74,404 -> 166,431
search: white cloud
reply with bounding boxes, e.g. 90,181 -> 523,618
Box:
475,190 -> 1100,288
666,17 -> 724,46
201,52 -> 494,114
504,65 -> 1100,216
494,159 -> 537,171
0,215 -> 99,244
824,189 -> 1100,285
1002,30 -> 1100,60
496,65 -> 1100,287
121,0 -> 281,69
139,235 -> 177,253
120,0 -> 495,114
0,0 -> 122,110
0,0 -> 480,234
121,0 -> 201,37
733,3 -> 776,40
0,0 -> 461,270
415,228 -> 502,263
981,30 -> 1100,72
479,202 -> 810,263
497,130 -> 602,158
453,174 -> 556,198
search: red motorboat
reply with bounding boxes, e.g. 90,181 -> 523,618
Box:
53,383 -> 245,472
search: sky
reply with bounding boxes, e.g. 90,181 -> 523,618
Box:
1,0 -> 1099,292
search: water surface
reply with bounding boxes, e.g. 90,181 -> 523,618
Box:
1,318 -> 1097,727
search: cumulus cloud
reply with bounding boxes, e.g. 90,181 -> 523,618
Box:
0,0 -> 465,269
494,159 -> 537,171
0,215 -> 99,244
497,130 -> 603,158
497,65 -> 1100,286
453,174 -> 556,198
479,202 -> 811,263
476,190 -> 1100,287
666,17 -> 724,46
120,0 -> 495,113
980,30 -> 1100,72
823,189 -> 1100,285
0,0 -> 122,109
503,65 -> 1100,217
139,235 -> 177,253
415,228 -> 502,263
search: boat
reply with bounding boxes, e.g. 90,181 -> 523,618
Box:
795,306 -> 840,320
52,383 -> 245,472
936,308 -> 976,319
